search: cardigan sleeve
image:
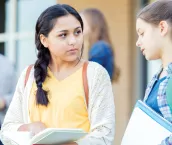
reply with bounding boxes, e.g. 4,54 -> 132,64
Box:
0,67 -> 28,145
76,62 -> 115,145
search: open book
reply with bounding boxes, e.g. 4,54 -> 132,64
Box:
2,128 -> 87,145
121,100 -> 172,145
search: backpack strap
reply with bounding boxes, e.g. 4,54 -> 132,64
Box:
82,62 -> 89,108
24,65 -> 34,88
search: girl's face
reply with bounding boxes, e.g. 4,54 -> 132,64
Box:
40,14 -> 83,63
136,18 -> 163,60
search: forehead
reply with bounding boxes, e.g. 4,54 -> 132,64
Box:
136,18 -> 150,32
53,14 -> 81,31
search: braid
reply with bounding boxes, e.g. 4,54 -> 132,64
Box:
34,40 -> 50,106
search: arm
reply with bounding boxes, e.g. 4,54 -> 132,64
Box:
75,64 -> 115,145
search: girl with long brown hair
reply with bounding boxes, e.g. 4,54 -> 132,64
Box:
81,8 -> 120,82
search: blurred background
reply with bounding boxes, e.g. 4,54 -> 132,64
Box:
0,0 -> 161,145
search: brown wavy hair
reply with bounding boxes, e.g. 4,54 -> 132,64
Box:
82,8 -> 120,82
137,0 -> 172,26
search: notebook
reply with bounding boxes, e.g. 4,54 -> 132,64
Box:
2,128 -> 87,145
121,100 -> 172,145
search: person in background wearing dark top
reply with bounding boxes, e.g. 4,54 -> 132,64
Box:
80,8 -> 120,82
0,54 -> 16,145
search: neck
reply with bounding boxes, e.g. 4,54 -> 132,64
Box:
161,47 -> 172,69
49,57 -> 80,74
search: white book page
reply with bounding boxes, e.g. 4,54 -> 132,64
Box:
2,131 -> 32,145
2,128 -> 87,145
30,128 -> 87,145
121,108 -> 171,145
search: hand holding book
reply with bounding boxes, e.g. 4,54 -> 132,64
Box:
3,128 -> 87,145
18,121 -> 47,136
17,122 -> 80,145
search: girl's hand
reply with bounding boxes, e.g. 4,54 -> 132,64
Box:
18,121 -> 46,135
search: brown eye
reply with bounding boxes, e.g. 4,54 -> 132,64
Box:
59,33 -> 67,38
75,30 -> 82,36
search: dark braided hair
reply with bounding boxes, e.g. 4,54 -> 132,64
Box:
34,4 -> 84,106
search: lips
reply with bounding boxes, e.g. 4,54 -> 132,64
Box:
141,48 -> 145,54
67,48 -> 78,54
68,48 -> 78,52
69,49 -> 78,51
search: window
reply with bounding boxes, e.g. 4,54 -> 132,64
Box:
0,0 -> 56,76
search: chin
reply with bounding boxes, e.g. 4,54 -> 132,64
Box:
145,56 -> 151,60
145,56 -> 153,61
145,55 -> 159,61
66,56 -> 79,62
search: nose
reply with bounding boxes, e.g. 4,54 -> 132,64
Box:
68,35 -> 77,46
136,38 -> 141,47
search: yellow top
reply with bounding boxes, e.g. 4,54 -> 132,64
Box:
29,67 -> 90,132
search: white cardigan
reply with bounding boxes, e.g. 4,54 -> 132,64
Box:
1,62 -> 115,145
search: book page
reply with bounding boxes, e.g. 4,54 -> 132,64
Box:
121,108 -> 171,145
2,131 -> 32,145
30,128 -> 87,145
2,128 -> 87,145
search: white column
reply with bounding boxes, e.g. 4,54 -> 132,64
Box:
6,0 -> 17,64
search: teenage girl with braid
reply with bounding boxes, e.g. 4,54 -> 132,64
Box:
0,4 -> 115,145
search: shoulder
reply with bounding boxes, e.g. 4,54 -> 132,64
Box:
90,41 -> 112,57
19,65 -> 34,80
87,61 -> 110,80
92,40 -> 110,48
87,61 -> 106,71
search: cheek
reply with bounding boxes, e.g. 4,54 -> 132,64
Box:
77,36 -> 84,47
146,43 -> 161,60
48,40 -> 67,55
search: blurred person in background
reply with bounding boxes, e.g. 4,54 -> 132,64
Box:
1,4 -> 115,145
80,8 -> 120,82
0,54 -> 16,145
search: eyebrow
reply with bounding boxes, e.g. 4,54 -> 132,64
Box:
56,26 -> 82,33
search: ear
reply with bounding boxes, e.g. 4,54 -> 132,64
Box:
159,21 -> 169,36
40,34 -> 49,48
